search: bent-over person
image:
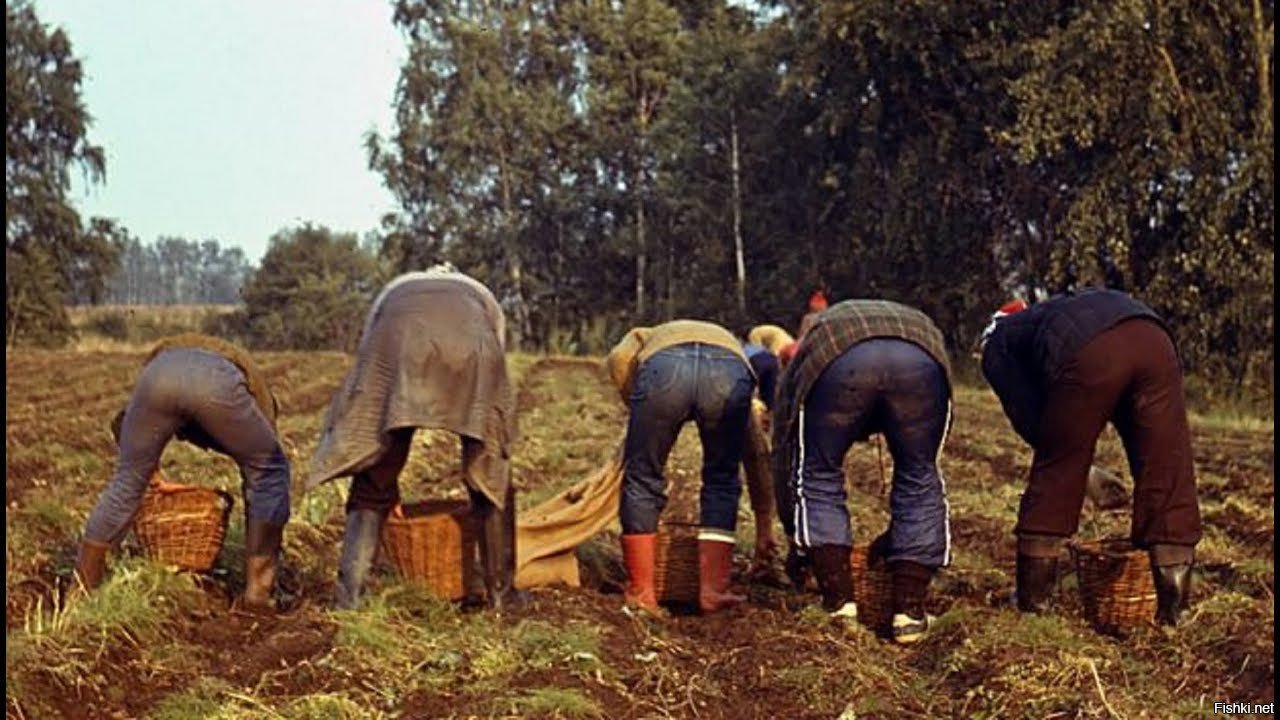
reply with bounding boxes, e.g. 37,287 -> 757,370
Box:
76,334 -> 290,609
980,288 -> 1201,626
307,266 -> 523,611
773,300 -> 953,644
607,319 -> 773,614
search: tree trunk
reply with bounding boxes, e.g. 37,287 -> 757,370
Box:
730,109 -> 746,318
635,162 -> 647,320
498,147 -> 529,351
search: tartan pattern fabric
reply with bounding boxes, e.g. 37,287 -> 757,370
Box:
771,300 -> 953,494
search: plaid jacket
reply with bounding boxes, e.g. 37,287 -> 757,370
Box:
771,300 -> 953,497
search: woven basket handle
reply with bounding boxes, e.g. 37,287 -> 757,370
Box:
148,469 -> 184,494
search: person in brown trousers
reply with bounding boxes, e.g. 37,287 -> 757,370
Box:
307,265 -> 524,611
76,334 -> 289,609
979,289 -> 1202,626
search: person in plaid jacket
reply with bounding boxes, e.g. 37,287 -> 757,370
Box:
773,299 -> 953,643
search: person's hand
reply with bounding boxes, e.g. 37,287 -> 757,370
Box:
753,528 -> 779,566
867,530 -> 893,568
390,503 -> 406,519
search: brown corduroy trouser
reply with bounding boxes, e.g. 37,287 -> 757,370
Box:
1015,319 -> 1201,562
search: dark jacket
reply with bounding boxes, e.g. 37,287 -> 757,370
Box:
980,288 -> 1172,446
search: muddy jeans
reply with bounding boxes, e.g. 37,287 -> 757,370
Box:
787,339 -> 952,569
83,348 -> 291,544
620,343 -> 755,537
1016,319 -> 1201,559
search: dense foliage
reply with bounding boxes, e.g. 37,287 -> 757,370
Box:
369,0 -> 1273,387
5,0 -> 121,347
8,0 -> 1272,392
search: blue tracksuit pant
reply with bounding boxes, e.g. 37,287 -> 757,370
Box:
789,338 -> 951,569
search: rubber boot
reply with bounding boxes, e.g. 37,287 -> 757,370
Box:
1015,554 -> 1058,613
784,544 -> 813,592
242,517 -> 285,609
698,538 -> 746,614
810,545 -> 855,615
74,539 -> 111,591
890,560 -> 934,644
1152,562 -> 1194,627
621,533 -> 659,611
334,509 -> 386,610
475,488 -> 528,612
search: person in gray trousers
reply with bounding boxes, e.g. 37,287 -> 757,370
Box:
76,336 -> 290,610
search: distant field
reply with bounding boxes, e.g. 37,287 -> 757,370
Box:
67,303 -> 241,351
4,348 -> 1273,718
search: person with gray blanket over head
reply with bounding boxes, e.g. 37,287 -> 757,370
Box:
308,265 -> 524,611
76,334 -> 290,610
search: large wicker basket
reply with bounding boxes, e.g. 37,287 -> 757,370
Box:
655,522 -> 700,604
1070,538 -> 1157,633
381,500 -> 477,601
850,544 -> 893,629
134,485 -> 233,572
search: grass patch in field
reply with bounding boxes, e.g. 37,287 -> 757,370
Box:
146,678 -> 237,720
499,687 -> 603,719
9,559 -> 205,704
512,619 -> 602,670
281,693 -> 383,720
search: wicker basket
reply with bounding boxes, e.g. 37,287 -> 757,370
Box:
655,522 -> 700,604
850,544 -> 893,629
1070,538 -> 1157,633
381,500 -> 478,601
134,485 -> 233,572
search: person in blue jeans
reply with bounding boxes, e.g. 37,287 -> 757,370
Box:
742,340 -> 780,412
607,320 -> 759,614
773,300 -> 953,643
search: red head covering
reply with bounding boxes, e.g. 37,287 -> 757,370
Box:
808,290 -> 829,313
994,298 -> 1029,318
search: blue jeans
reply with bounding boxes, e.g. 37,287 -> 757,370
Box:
747,350 -> 780,411
788,339 -> 951,569
83,348 -> 291,543
621,344 -> 755,535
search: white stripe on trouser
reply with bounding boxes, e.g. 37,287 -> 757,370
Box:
936,398 -> 954,566
794,403 -> 812,547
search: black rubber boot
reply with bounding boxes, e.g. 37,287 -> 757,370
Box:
334,509 -> 386,610
473,487 -> 528,612
1015,554 -> 1058,613
784,545 -> 813,592
1152,562 -> 1194,627
810,545 -> 854,613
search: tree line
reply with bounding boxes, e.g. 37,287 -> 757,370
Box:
6,0 -> 1273,394
100,236 -> 253,306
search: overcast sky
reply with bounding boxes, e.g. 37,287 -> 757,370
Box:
34,0 -> 407,264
